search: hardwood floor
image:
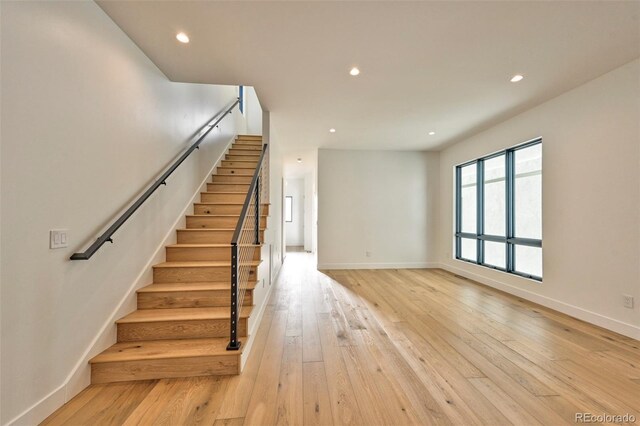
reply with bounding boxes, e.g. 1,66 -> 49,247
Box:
43,252 -> 640,425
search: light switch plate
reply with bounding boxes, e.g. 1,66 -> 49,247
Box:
50,229 -> 69,249
623,294 -> 634,309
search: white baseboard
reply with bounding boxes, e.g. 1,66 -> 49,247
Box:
6,137 -> 236,426
317,262 -> 440,270
438,262 -> 640,340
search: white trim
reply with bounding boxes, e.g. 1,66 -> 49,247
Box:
6,137 -> 236,426
438,262 -> 640,340
317,262 -> 440,270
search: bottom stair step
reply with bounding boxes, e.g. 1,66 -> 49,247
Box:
89,338 -> 242,383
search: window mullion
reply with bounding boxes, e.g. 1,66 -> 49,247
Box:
506,150 -> 515,272
455,167 -> 462,259
477,160 -> 484,265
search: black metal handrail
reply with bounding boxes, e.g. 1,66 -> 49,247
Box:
227,143 -> 269,350
70,98 -> 240,260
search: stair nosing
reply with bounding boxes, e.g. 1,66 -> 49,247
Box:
137,281 -> 258,293
153,260 -> 261,268
194,202 -> 271,205
116,306 -> 254,324
200,191 -> 249,195
186,214 -> 268,218
177,228 -> 265,232
89,337 -> 244,364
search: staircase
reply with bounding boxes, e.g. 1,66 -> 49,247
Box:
89,135 -> 268,384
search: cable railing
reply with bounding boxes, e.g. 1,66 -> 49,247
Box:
227,143 -> 269,350
70,99 -> 240,260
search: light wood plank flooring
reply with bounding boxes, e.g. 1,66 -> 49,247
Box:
43,252 -> 640,425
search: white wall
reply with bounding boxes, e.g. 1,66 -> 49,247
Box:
245,87 -> 263,135
303,172 -> 315,252
318,150 -> 440,269
0,2 -> 255,424
285,178 -> 304,246
437,59 -> 640,339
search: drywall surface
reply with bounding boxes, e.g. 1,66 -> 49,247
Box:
303,173 -> 315,252
245,87 -> 263,135
0,2 -> 246,424
438,59 -> 640,338
285,178 -> 305,246
318,150 -> 440,269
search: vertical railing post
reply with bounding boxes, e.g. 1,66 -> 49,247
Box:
255,174 -> 261,245
227,243 -> 241,350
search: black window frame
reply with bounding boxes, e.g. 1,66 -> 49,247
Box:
455,138 -> 542,281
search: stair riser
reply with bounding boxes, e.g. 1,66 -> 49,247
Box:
117,318 -> 248,342
233,140 -> 262,146
166,246 -> 260,262
217,168 -> 254,176
201,193 -> 247,203
153,266 -> 257,283
137,290 -> 253,309
228,149 -> 262,157
187,216 -> 267,229
236,135 -> 262,140
206,183 -> 250,192
225,155 -> 260,162
91,355 -> 240,384
231,144 -> 262,151
211,175 -> 252,184
194,204 -> 269,215
221,161 -> 257,168
177,230 -> 264,244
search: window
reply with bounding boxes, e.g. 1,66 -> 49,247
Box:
285,196 -> 293,222
239,85 -> 244,114
455,138 -> 542,280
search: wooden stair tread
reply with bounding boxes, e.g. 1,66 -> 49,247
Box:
201,191 -> 248,194
90,338 -> 241,364
186,214 -> 268,218
138,281 -> 258,293
166,243 -> 261,248
201,191 -> 252,195
177,228 -> 265,232
154,260 -> 261,268
194,202 -> 271,206
116,306 -> 253,324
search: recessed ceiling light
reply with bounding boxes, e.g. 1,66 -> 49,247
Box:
329,128 -> 336,133
428,131 -> 436,136
297,158 -> 302,163
176,32 -> 190,43
349,67 -> 360,76
510,74 -> 524,83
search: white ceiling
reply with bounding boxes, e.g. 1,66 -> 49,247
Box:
98,1 -> 639,153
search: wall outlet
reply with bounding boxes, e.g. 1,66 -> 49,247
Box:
365,251 -> 372,257
623,294 -> 634,309
50,229 -> 69,249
